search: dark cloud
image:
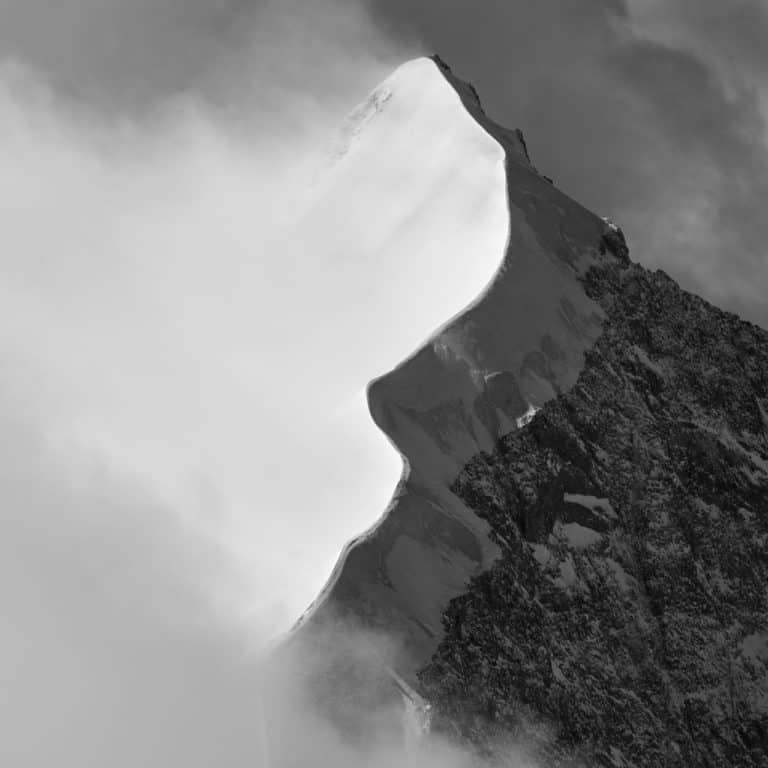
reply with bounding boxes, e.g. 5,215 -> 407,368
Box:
606,34 -> 768,322
0,0 -> 246,105
625,0 -> 768,83
610,40 -> 760,153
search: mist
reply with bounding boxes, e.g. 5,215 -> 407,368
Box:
0,397 -> 502,766
0,1 -> 522,765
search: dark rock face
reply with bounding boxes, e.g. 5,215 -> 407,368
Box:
419,258 -> 768,767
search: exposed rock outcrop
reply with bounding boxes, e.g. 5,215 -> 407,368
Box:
420,258 -> 768,767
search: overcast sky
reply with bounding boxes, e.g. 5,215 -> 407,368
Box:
1,2 -> 766,766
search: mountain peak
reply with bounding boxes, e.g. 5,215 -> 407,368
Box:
277,57 -> 768,767
291,56 -> 628,672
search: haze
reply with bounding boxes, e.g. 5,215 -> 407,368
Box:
0,3 -> 509,765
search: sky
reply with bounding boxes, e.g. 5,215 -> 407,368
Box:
1,1 -> 766,766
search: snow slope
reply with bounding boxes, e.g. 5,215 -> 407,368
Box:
292,56 -> 623,683
277,56 -> 512,618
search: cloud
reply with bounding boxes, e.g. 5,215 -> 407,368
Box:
0,393 -> 493,767
606,4 -> 768,327
0,0 -> 410,634
0,3 -> 520,765
0,2 -> 403,765
0,390 -> 270,766
622,0 -> 768,97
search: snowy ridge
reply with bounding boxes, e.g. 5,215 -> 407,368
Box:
288,55 -> 627,699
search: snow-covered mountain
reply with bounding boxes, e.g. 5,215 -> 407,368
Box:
285,56 -> 768,767
293,54 -> 617,672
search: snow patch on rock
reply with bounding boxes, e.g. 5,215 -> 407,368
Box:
556,521 -> 603,549
563,493 -> 618,520
515,403 -> 540,429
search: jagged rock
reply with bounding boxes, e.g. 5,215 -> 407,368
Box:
419,260 -> 768,767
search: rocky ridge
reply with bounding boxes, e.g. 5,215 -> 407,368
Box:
419,250 -> 768,767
